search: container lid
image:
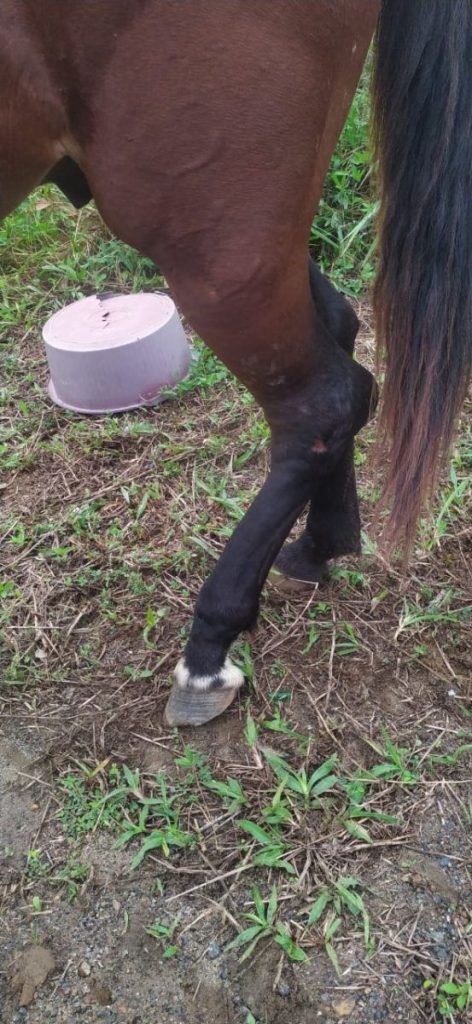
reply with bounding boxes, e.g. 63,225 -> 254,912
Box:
43,292 -> 175,352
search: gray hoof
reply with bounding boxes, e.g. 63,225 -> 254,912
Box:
165,683 -> 238,727
165,656 -> 245,727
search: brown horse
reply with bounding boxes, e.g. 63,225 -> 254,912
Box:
1,1 -> 471,726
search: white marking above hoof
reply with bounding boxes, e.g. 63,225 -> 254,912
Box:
174,656 -> 245,692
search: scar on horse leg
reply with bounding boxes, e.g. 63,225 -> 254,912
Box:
274,260 -> 366,585
166,288 -> 375,726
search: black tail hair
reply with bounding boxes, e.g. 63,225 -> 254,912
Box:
372,0 -> 472,548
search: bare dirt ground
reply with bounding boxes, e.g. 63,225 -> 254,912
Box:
1,225 -> 471,1023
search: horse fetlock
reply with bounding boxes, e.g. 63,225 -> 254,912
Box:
194,587 -> 259,645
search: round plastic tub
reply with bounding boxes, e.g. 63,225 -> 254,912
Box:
43,292 -> 190,414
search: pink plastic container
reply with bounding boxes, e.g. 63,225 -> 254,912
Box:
43,292 -> 190,414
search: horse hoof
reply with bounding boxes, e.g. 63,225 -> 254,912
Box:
165,684 -> 238,726
268,568 -> 323,598
273,540 -> 329,587
164,657 -> 244,727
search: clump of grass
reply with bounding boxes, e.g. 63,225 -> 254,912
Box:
57,762 -> 134,838
423,973 -> 471,1021
0,193 -> 163,331
307,876 -> 372,973
226,885 -> 307,963
146,913 -> 181,959
311,69 -> 376,295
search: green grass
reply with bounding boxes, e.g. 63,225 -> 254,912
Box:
423,975 -> 471,1020
226,884 -> 307,963
311,66 -> 376,295
33,723 -> 469,960
307,876 -> 373,973
0,197 -> 163,336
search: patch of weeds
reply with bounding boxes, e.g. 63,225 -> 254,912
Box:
58,762 -> 199,868
25,849 -> 50,881
238,729 -> 410,854
267,688 -> 292,704
307,876 -> 372,973
311,64 -> 376,295
237,818 -> 295,875
227,885 -> 307,963
425,455 -> 472,549
203,775 -> 248,812
335,621 -> 362,657
303,623 -> 321,655
255,733 -> 407,843
268,657 -> 287,681
330,566 -> 367,591
360,728 -> 422,785
343,730 -> 472,822
7,524 -> 30,548
174,744 -> 209,778
113,769 -> 196,869
301,601 -> 334,655
245,710 -> 259,748
232,642 -> 254,684
395,589 -> 471,642
161,338 -> 232,398
426,744 -> 472,772
338,734 -> 471,843
234,415 -> 270,468
339,771 -> 402,844
0,581 -> 22,632
259,746 -> 402,846
195,472 -> 252,524
262,749 -> 339,811
423,974 -> 471,1020
262,708 -> 309,755
235,750 -> 340,872
58,763 -> 135,838
2,653 -> 37,688
53,858 -> 90,901
142,605 -> 169,646
146,912 -> 181,959
0,580 -> 20,600
68,498 -> 107,535
260,780 -> 294,830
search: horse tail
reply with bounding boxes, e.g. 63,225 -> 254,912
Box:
372,0 -> 472,549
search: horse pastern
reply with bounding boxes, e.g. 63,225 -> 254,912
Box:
174,656 -> 244,693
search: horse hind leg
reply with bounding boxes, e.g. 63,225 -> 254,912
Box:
274,260 -> 366,585
164,257 -> 375,726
